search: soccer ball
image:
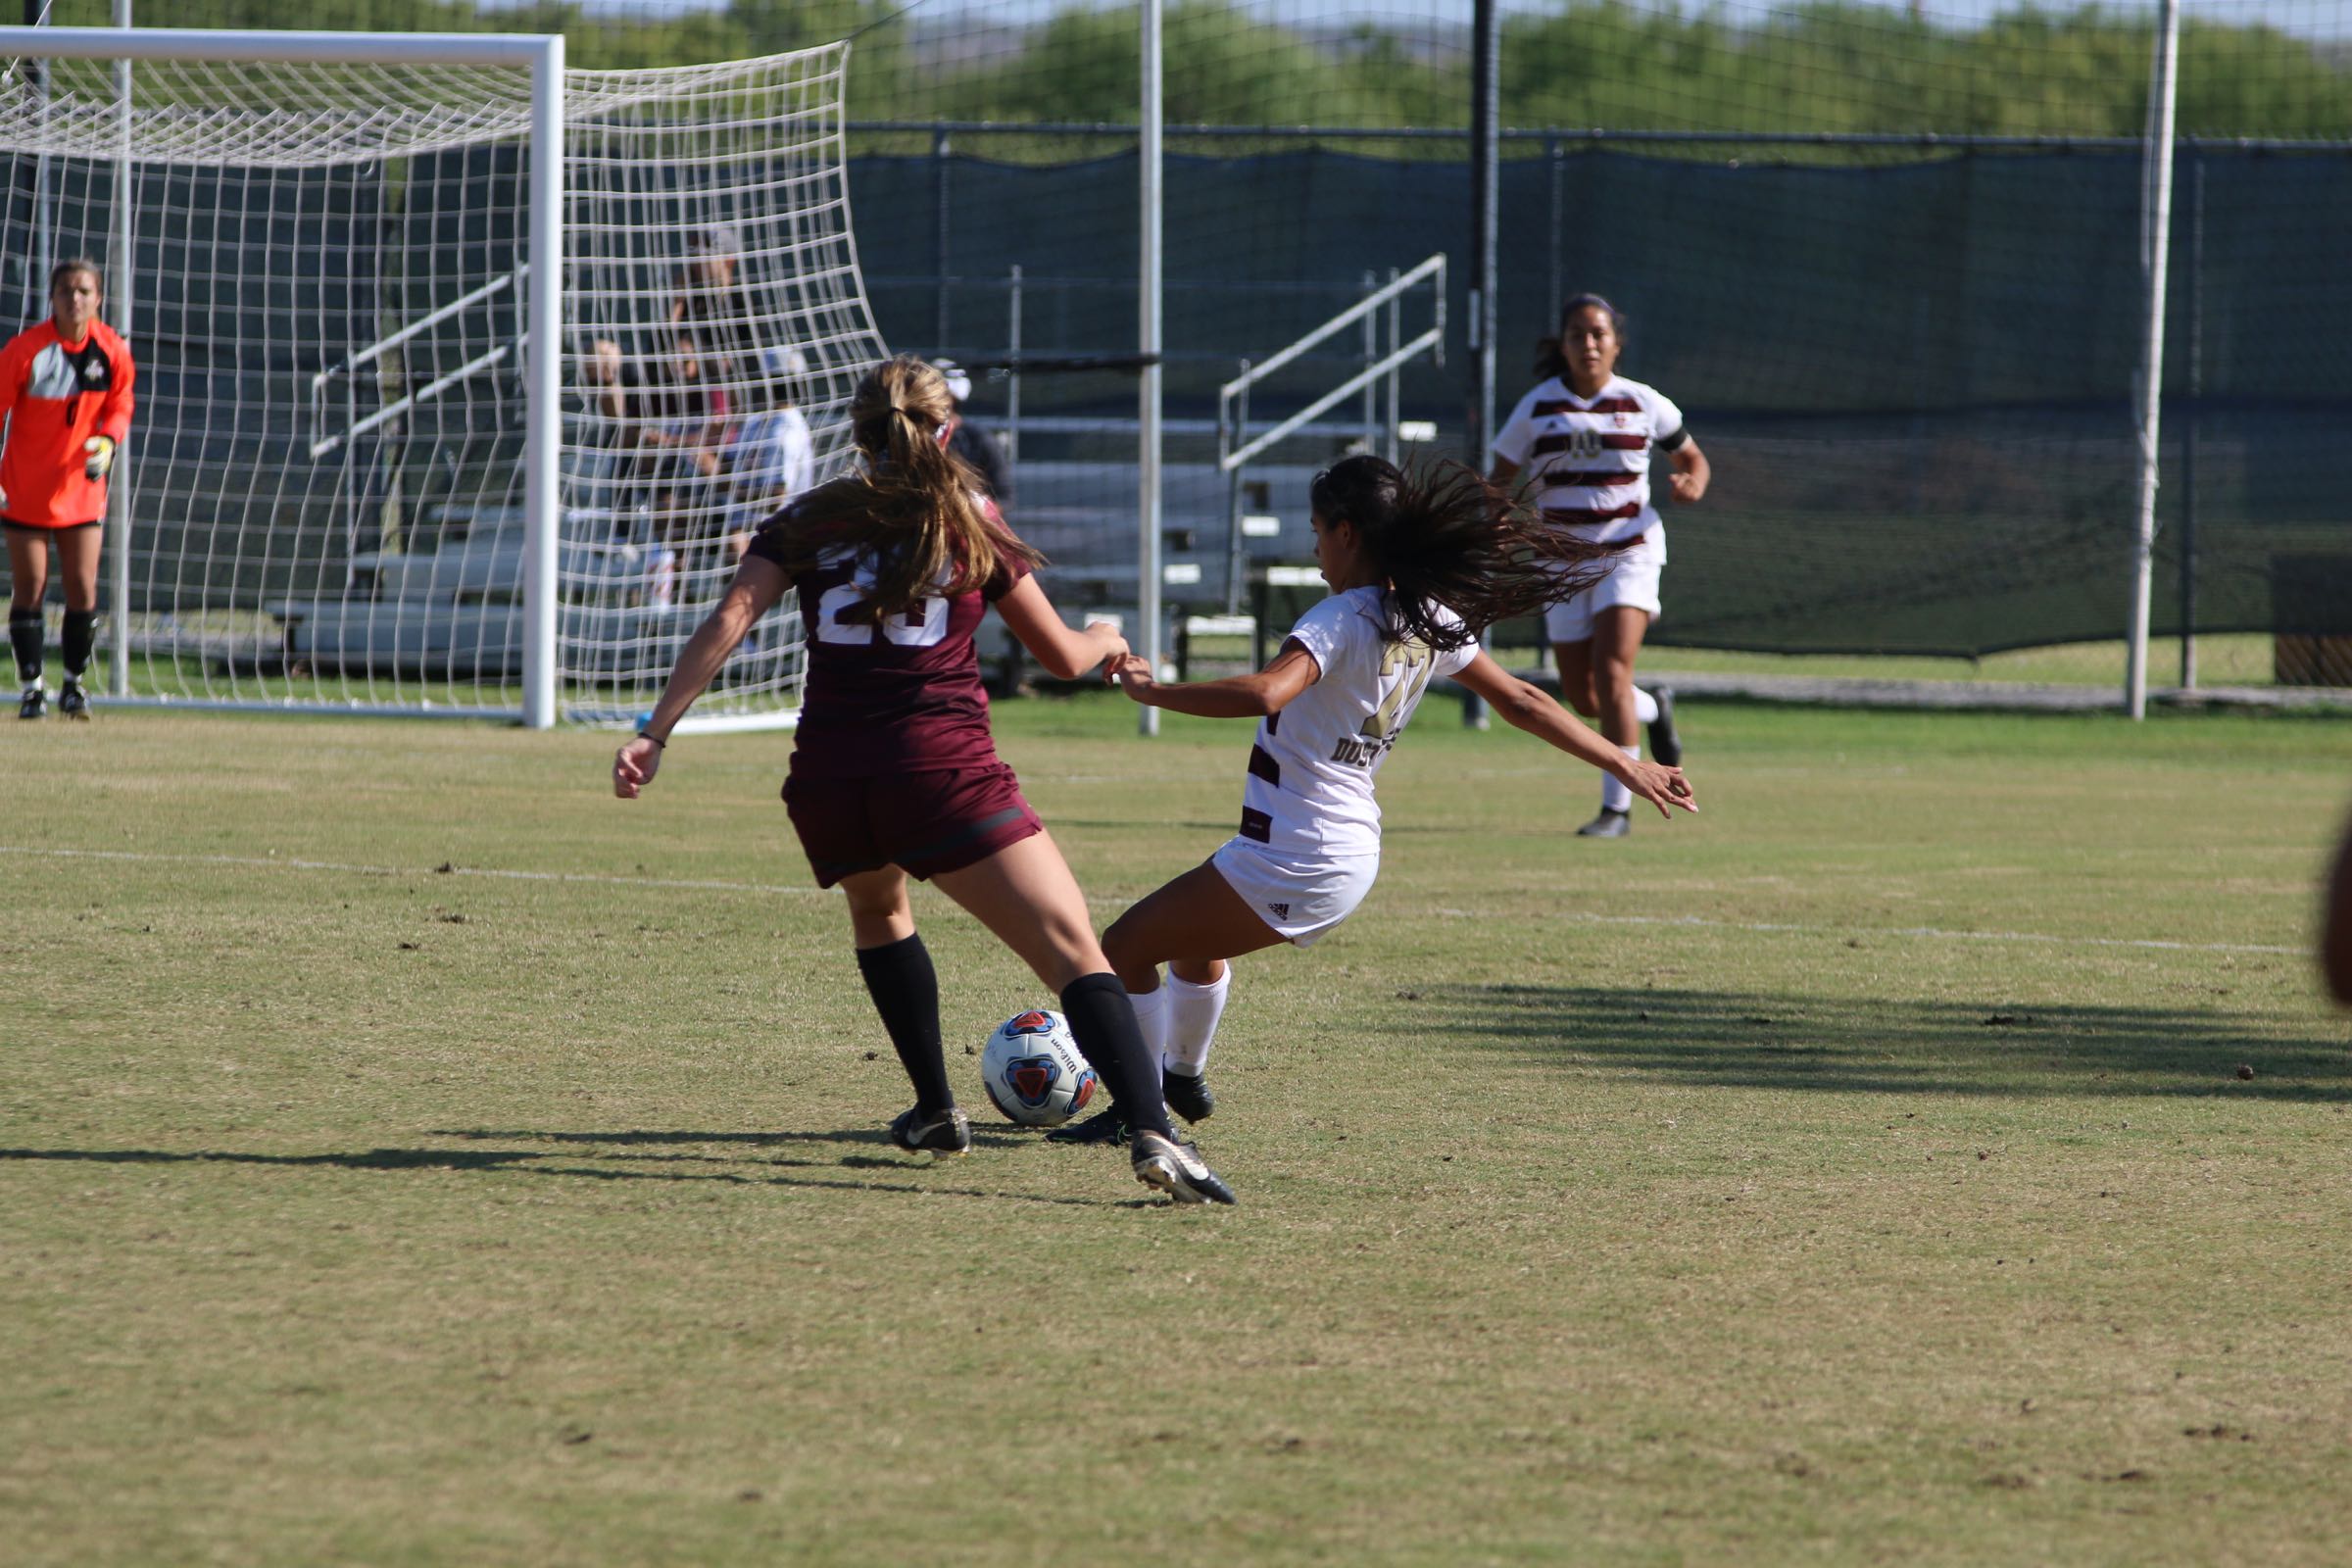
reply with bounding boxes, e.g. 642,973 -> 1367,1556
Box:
980,1009 -> 1100,1128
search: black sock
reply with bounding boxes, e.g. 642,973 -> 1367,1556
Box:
61,609 -> 94,681
1059,971 -> 1174,1141
855,932 -> 953,1116
10,608 -> 41,685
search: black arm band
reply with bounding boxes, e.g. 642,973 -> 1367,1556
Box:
636,729 -> 667,748
1655,426 -> 1690,453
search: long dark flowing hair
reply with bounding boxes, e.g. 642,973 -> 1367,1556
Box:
754,355 -> 1040,621
1532,291 -> 1623,381
1311,455 -> 1616,653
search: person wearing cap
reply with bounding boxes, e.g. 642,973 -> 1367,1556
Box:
672,222 -> 761,398
931,358 -> 1013,505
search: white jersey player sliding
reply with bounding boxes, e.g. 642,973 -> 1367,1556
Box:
1051,455 -> 1696,1146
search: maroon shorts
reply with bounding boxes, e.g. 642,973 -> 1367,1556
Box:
782,762 -> 1043,888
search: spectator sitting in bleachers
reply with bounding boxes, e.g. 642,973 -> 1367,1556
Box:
723,346 -> 816,561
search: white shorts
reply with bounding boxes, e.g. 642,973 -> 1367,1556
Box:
1209,837 -> 1380,948
1544,530 -> 1665,644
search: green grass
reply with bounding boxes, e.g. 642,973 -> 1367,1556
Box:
6,695 -> 2351,1565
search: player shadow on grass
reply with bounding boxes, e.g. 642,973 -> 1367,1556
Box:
1402,982 -> 2352,1101
0,1144 -> 1152,1207
431,1125 -> 1032,1152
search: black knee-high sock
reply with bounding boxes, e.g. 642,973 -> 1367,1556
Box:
10,608 -> 41,685
1059,972 -> 1175,1141
61,609 -> 95,680
855,932 -> 954,1116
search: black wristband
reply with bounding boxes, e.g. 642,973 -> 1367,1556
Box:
635,729 -> 667,748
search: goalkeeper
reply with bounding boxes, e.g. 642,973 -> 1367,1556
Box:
1,259 -> 135,720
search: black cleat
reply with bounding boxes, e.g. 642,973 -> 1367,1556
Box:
1576,807 -> 1632,839
1045,1106 -> 1129,1146
1132,1130 -> 1237,1205
887,1103 -> 971,1155
58,679 -> 88,720
1647,686 -> 1682,767
1162,1068 -> 1215,1124
18,683 -> 46,720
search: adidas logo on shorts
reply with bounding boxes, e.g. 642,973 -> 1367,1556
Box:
1265,902 -> 1290,918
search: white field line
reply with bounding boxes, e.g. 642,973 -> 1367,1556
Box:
0,843 -> 819,899
3,843 -> 2302,956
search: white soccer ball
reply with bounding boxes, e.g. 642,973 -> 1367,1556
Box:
980,1009 -> 1101,1127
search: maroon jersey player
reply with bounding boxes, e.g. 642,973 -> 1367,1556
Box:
612,355 -> 1234,1204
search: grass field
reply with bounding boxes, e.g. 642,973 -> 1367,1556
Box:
6,695 -> 2350,1566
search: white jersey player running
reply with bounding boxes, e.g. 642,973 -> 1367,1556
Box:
1492,293 -> 1710,839
1050,456 -> 1696,1146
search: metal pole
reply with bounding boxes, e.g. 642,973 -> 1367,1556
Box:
2125,0 -> 2180,721
26,0 -> 48,326
1138,0 -> 1162,735
1359,268 -> 1377,453
932,127 -> 951,352
1223,368 -> 1248,614
2180,150 -> 2204,691
107,0 -> 132,697
1385,265 -> 1400,464
519,33 -> 564,729
1547,135 -> 1563,308
1005,264 -> 1021,468
1463,0 -> 1498,728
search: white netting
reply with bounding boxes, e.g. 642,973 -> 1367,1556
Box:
0,39 -> 888,721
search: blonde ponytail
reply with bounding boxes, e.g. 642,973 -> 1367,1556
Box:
759,355 -> 1041,618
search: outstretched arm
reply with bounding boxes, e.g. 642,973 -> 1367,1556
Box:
613,555 -> 790,798
992,573 -> 1126,680
1109,640 -> 1320,719
1664,435 -> 1709,504
1452,650 -> 1696,819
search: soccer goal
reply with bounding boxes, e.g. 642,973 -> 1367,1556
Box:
0,26 -> 890,728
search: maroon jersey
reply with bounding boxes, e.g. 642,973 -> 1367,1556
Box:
750,514 -> 1032,780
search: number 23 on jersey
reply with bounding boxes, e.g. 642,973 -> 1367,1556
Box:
813,557 -> 950,648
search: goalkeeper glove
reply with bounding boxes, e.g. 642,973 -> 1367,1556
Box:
84,435 -> 116,480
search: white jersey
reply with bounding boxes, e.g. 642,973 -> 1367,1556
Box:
1491,373 -> 1685,547
1237,586 -> 1479,858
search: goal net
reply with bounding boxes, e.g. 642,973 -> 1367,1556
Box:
0,28 -> 888,725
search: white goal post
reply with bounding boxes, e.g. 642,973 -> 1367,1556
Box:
0,25 -> 889,728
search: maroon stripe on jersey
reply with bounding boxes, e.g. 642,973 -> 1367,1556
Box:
1543,502 -> 1643,526
1601,432 -> 1646,451
1535,465 -> 1642,486
1240,806 -> 1273,844
1524,404 -> 1637,422
1532,433 -> 1650,461
1531,396 -> 1642,417
1248,744 -> 1282,787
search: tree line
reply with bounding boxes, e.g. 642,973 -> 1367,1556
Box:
40,0 -> 2352,146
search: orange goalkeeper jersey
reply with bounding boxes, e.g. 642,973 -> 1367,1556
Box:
0,318 -> 135,529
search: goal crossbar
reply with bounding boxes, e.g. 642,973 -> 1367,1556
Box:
0,26 -> 567,726
0,26 -> 560,69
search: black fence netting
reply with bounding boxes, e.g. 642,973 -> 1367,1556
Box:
849,142 -> 2348,655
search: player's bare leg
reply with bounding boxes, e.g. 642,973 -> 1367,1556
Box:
1580,606 -> 1653,838
8,527 -> 53,717
1550,637 -> 1599,719
1087,859 -> 1290,1132
937,834 -> 1235,1201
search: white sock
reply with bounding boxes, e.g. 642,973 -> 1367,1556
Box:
1600,744 -> 1640,813
1163,966 -> 1231,1078
1633,687 -> 1659,725
1125,982 -> 1170,1065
